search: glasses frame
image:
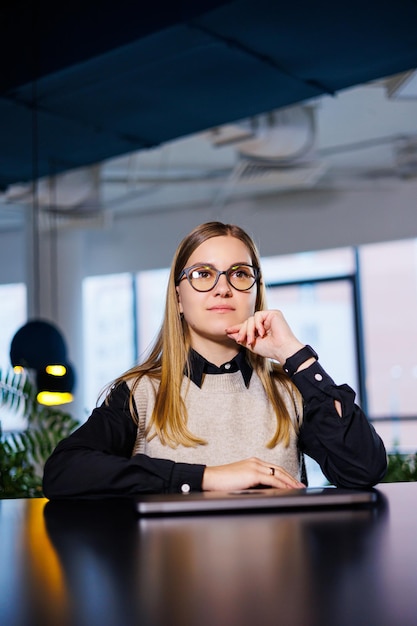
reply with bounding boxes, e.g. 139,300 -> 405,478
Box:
177,263 -> 260,292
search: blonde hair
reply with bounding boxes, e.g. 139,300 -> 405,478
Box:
109,221 -> 300,448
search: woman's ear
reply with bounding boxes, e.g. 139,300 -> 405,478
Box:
176,286 -> 184,314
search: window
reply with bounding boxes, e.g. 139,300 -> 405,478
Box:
359,238 -> 417,452
0,283 -> 27,431
136,268 -> 169,358
0,283 -> 27,371
83,274 -> 135,412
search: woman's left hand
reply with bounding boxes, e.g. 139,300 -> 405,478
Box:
225,309 -> 305,364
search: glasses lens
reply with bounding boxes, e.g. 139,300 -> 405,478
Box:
227,265 -> 257,291
188,266 -> 218,291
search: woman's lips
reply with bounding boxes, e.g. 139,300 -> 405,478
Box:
208,306 -> 235,313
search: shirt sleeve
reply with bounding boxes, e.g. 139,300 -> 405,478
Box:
293,360 -> 387,488
42,382 -> 206,499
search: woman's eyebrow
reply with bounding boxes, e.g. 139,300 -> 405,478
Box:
189,261 -> 251,267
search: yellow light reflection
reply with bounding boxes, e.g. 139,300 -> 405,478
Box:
45,365 -> 67,376
24,499 -> 69,622
37,391 -> 74,406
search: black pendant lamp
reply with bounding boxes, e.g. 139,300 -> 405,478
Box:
10,319 -> 76,405
10,319 -> 67,371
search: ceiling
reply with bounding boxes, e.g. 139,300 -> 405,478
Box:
1,0 -> 417,231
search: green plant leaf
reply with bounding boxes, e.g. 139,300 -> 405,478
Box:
382,452 -> 417,482
1,367 -> 79,499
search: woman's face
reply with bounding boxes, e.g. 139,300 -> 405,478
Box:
176,235 -> 258,352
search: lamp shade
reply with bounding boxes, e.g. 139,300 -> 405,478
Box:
36,362 -> 76,406
10,319 -> 68,371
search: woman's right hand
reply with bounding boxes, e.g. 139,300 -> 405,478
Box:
201,457 -> 305,491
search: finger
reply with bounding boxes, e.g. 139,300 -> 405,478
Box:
253,312 -> 268,338
264,465 -> 305,489
225,323 -> 246,345
233,319 -> 252,345
225,330 -> 240,342
225,323 -> 243,336
254,316 -> 266,338
245,317 -> 256,345
226,314 -> 266,346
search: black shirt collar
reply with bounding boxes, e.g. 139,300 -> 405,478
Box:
188,348 -> 253,388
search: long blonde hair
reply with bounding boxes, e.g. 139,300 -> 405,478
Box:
110,221 -> 300,448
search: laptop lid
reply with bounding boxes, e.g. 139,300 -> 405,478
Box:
135,486 -> 378,516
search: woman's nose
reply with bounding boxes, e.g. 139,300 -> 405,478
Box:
214,272 -> 232,295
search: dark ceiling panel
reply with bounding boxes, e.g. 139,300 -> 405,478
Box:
1,0 -> 417,189
0,1 -> 231,92
194,0 -> 417,90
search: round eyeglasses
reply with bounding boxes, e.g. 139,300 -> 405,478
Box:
177,264 -> 260,292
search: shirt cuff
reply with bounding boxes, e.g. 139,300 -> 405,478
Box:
291,360 -> 337,401
169,462 -> 206,494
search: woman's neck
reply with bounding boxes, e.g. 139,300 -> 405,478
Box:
191,337 -> 239,367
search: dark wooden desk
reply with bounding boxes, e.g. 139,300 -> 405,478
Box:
0,483 -> 416,626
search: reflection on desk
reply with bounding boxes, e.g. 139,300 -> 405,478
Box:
0,483 -> 416,626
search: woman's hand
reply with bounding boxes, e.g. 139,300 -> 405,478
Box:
202,457 -> 305,491
226,309 -> 341,414
225,309 -> 305,364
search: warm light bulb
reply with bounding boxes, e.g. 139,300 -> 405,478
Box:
37,391 -> 74,406
45,365 -> 67,376
13,365 -> 25,374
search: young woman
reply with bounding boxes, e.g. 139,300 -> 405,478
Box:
43,222 -> 387,498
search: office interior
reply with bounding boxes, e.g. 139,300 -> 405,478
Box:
1,2 -> 417,465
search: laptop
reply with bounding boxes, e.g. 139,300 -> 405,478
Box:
135,486 -> 379,516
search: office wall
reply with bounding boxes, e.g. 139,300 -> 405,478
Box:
2,178 -> 416,282
0,229 -> 25,284
83,179 -> 417,275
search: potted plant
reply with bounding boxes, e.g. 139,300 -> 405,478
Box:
0,368 -> 79,498
382,449 -> 417,483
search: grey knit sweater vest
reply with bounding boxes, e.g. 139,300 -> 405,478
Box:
130,370 -> 302,480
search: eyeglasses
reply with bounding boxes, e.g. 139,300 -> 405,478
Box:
177,264 -> 260,292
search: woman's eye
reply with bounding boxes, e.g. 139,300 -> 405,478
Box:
192,268 -> 212,279
232,268 -> 251,279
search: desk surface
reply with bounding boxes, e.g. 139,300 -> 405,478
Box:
0,482 -> 416,626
